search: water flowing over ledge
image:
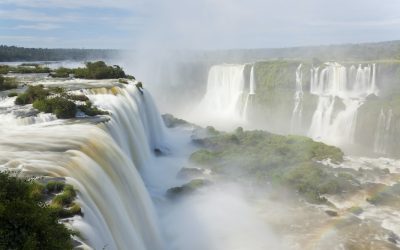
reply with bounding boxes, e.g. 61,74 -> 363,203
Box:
0,84 -> 166,250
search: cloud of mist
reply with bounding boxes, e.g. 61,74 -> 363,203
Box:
133,0 -> 400,51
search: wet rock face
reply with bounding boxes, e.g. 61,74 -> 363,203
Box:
166,179 -> 211,199
325,210 -> 338,217
162,113 -> 192,128
388,231 -> 400,245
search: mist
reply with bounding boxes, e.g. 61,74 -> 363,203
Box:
2,1 -> 400,250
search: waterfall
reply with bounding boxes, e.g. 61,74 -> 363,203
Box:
83,85 -> 167,169
0,85 -> 166,250
308,63 -> 378,146
243,64 -> 256,120
197,64 -> 247,121
290,64 -> 304,133
249,65 -> 256,95
374,108 -> 393,154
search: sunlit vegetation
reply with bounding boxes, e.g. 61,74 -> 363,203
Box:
33,97 -> 77,119
7,92 -> 18,97
15,85 -> 50,105
189,128 -> 356,203
15,85 -> 108,118
78,101 -> 109,116
0,172 -> 74,249
0,64 -> 51,74
50,61 -> 133,80
0,75 -> 18,91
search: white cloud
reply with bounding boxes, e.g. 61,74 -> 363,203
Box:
0,0 -> 143,9
13,23 -> 60,30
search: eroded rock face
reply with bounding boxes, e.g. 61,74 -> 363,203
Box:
162,113 -> 192,128
166,179 -> 211,199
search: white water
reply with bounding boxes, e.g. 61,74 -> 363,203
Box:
374,108 -> 393,154
0,85 -> 165,250
243,64 -> 256,120
290,64 -> 304,133
197,64 -> 246,122
308,63 -> 378,147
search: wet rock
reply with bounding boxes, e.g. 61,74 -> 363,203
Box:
325,210 -> 338,217
162,113 -> 192,128
388,231 -> 400,244
154,148 -> 163,156
166,179 -> 210,199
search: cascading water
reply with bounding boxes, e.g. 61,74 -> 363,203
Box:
243,64 -> 256,120
197,64 -> 247,122
307,63 -> 378,146
374,108 -> 393,154
0,84 -> 166,250
196,64 -> 257,125
290,64 -> 304,133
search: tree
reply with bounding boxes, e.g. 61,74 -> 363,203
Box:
0,172 -> 73,250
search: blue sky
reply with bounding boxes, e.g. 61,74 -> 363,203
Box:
1,0 -> 400,49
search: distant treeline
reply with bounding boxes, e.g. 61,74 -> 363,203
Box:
199,40 -> 400,63
0,45 -> 120,62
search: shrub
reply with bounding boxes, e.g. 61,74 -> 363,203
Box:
12,65 -> 51,74
0,172 -> 73,249
15,85 -> 49,105
118,78 -> 129,84
50,67 -> 72,78
46,181 -> 65,193
7,92 -> 18,97
0,65 -> 10,74
33,97 -> 77,119
67,94 -> 89,102
78,101 -> 108,116
52,61 -> 127,80
0,75 -> 18,91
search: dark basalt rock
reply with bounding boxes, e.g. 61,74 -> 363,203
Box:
166,179 -> 211,199
325,210 -> 338,217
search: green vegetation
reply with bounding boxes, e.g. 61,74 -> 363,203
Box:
15,85 -> 108,118
50,61 -> 129,80
190,128 -> 356,203
7,92 -> 18,97
0,45 -> 117,62
49,184 -> 82,219
0,172 -> 74,249
15,85 -> 50,105
366,183 -> 400,207
33,97 -> 77,119
0,75 -> 18,91
50,67 -> 71,78
78,101 -> 109,116
0,64 -> 51,74
118,78 -> 129,84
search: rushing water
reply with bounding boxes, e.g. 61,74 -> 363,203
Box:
374,109 -> 393,155
197,64 -> 246,121
290,64 -> 304,133
0,83 -> 165,249
308,63 -> 378,147
2,63 -> 400,250
193,63 -> 257,127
